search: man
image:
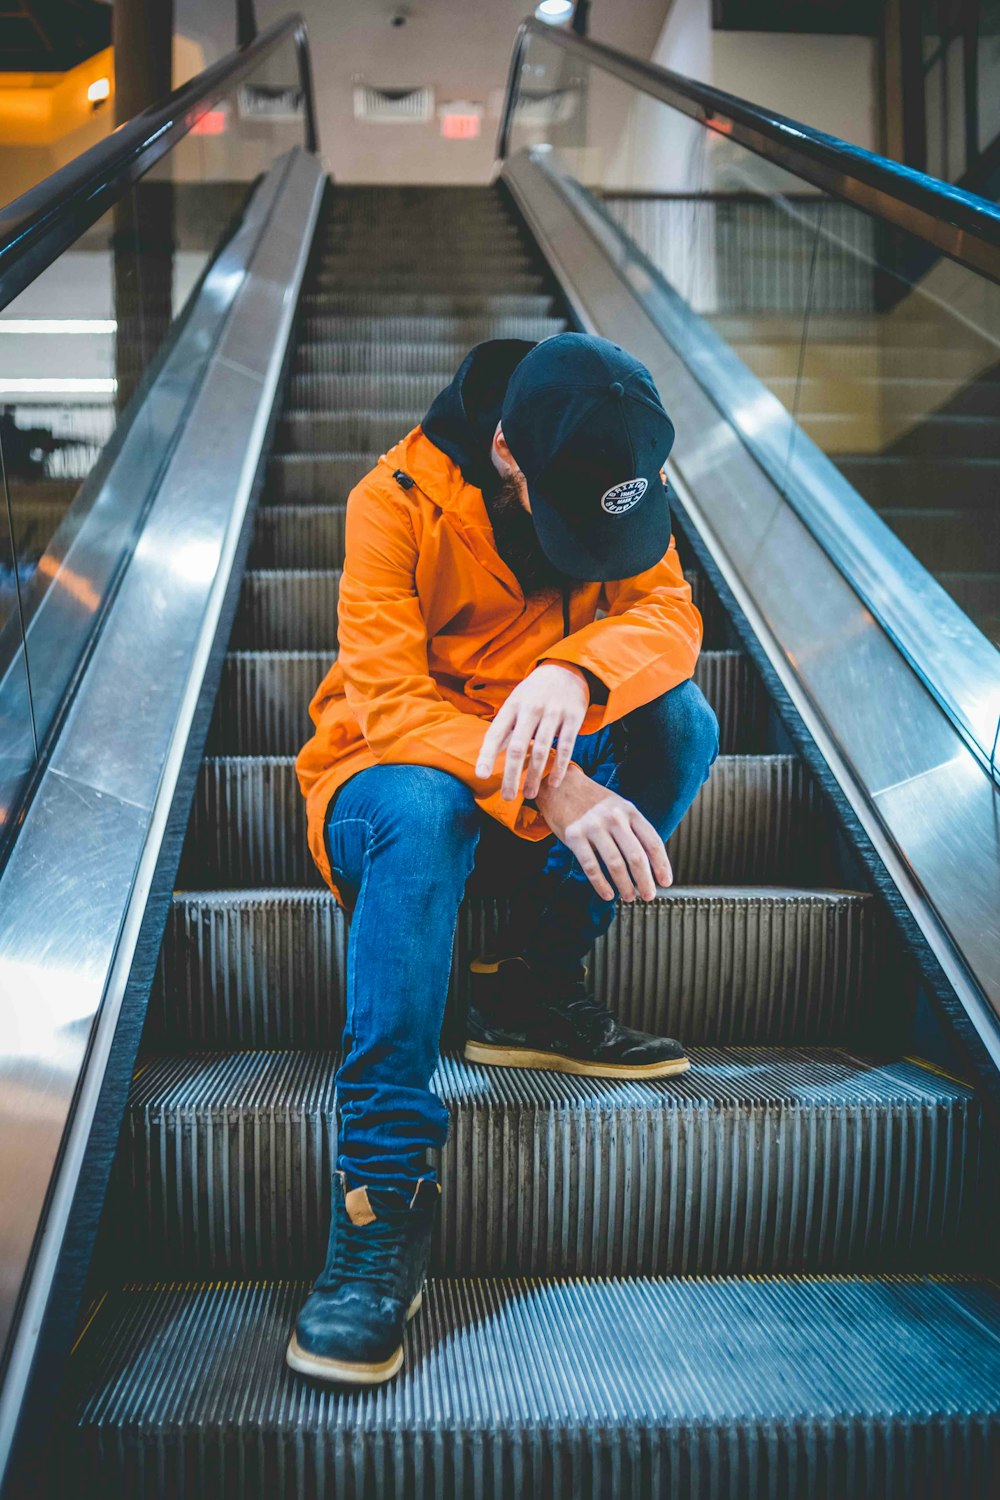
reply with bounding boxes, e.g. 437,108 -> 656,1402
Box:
289,333 -> 719,1385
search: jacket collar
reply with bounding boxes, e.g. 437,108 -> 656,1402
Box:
378,429 -> 525,601
420,337 -> 536,496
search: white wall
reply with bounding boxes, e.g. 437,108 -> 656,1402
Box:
628,0 -> 714,193
713,32 -> 878,152
213,0 -> 675,185
631,0 -> 879,194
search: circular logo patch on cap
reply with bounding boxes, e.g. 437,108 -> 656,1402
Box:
600,477 -> 647,515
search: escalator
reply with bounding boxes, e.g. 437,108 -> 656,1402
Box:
1,15 -> 999,1500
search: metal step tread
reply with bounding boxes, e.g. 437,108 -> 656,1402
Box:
209,646 -> 761,755
152,884 -> 873,1049
315,254 -> 537,274
181,753 -> 825,888
309,269 -> 547,289
116,1046 -> 985,1276
62,1275 -> 1000,1480
286,373 -> 456,408
295,315 -> 567,343
232,565 -> 728,652
127,1043 -> 974,1115
300,293 -> 555,314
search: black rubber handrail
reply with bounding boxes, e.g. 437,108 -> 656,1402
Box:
498,17 -> 1000,286
0,12 -> 318,315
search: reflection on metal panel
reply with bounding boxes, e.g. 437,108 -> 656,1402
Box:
0,148 -> 324,1476
501,146 -> 1000,1063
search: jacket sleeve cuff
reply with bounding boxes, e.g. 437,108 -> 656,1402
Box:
541,638 -> 695,730
473,742 -> 558,839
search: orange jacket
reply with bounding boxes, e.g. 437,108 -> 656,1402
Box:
296,426 -> 704,900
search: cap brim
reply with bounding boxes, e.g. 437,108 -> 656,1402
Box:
528,475 -> 674,582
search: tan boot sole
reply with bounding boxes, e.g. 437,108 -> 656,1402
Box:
463,1041 -> 691,1079
285,1288 -> 422,1385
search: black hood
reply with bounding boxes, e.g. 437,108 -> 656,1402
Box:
421,339 -> 536,498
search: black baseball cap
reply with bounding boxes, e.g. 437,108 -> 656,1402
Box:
500,332 -> 675,582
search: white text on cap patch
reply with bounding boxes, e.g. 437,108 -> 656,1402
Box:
600,477 -> 647,514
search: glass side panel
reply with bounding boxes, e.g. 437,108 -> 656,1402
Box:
978,0 -> 1000,154
794,201 -> 1000,653
507,26 -> 1000,753
0,35 -> 308,857
0,449 -> 36,853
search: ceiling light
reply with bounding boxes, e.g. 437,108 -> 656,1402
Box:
535,1 -> 574,23
87,77 -> 111,104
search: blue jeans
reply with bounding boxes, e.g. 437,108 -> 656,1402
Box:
325,679 -> 719,1196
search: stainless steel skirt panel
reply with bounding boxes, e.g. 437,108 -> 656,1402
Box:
114,1048 -> 987,1277
60,1276 -> 1000,1500
149,888 -> 872,1050
179,754 -> 824,888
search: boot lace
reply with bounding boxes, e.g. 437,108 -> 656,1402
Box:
319,1212 -> 405,1298
560,987 -> 616,1045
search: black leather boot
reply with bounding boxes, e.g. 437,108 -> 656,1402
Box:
287,1172 -> 439,1384
464,954 -> 689,1078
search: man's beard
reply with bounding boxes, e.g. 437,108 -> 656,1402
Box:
488,475 -> 578,598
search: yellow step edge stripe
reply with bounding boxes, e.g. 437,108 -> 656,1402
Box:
903,1054 -> 972,1090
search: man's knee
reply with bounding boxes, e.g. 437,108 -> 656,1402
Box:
329,764 -> 480,866
398,766 -> 481,852
631,679 -> 720,773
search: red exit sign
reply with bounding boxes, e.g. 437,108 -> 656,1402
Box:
438,101 -> 483,140
441,112 -> 481,139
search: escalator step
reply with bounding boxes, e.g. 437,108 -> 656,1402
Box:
266,451 -> 383,502
249,505 -> 348,568
877,506 -> 1000,572
228,566 -> 728,651
59,1275 -> 1000,1500
208,648 -> 762,754
150,887 -> 872,1050
295,314 -> 566,343
114,1048 -> 986,1276
179,754 -> 823,888
309,269 -> 547,292
321,215 -> 519,237
318,221 -> 529,243
889,414 -> 1000,460
229,569 -> 341,651
316,248 -> 538,274
277,410 -> 428,451
250,498 -> 702,582
835,454 -> 1000,509
293,339 -> 481,375
4,494 -> 76,553
286,372 -> 455,409
300,292 -> 555,317
936,570 -> 1000,620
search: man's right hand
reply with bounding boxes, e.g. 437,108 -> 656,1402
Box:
535,763 -> 672,903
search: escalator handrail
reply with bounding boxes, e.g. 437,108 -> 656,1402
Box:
498,17 -> 1000,287
0,12 -> 318,315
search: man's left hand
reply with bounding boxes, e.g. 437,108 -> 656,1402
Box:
475,663 -> 589,801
